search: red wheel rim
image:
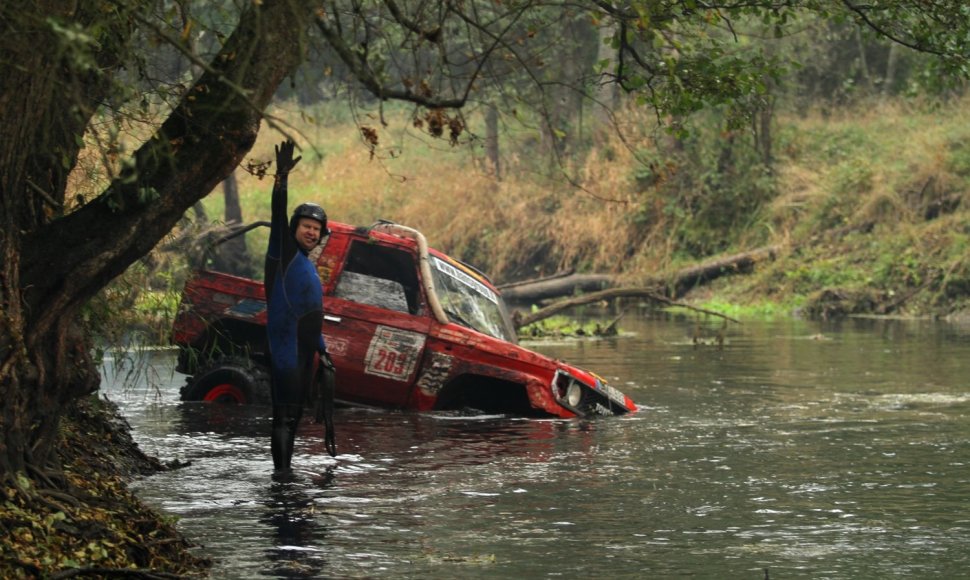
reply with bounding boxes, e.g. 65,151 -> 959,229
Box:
203,383 -> 246,404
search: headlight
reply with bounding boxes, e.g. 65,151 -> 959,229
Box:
553,369 -> 589,412
566,381 -> 583,407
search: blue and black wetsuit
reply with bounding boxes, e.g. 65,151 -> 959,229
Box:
264,169 -> 325,473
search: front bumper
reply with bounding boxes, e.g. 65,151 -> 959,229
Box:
552,369 -> 636,417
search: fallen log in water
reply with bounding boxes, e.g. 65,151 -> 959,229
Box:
499,273 -> 615,302
501,244 -> 781,304
506,245 -> 780,328
511,287 -> 740,329
662,245 -> 781,298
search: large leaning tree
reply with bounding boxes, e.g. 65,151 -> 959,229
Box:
1,0 -> 967,486
0,0 -> 323,481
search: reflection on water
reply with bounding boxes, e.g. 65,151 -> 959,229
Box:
261,468 -> 335,578
102,313 -> 970,578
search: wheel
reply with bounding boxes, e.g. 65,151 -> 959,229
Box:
201,382 -> 248,404
180,357 -> 270,405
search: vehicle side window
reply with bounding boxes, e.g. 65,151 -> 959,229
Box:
333,240 -> 420,315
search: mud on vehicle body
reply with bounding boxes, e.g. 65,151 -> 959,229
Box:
171,220 -> 637,419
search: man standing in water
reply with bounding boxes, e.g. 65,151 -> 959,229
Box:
264,140 -> 328,475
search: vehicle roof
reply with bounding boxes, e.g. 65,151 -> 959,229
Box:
329,220 -> 500,292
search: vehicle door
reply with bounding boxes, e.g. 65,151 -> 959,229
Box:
321,235 -> 431,407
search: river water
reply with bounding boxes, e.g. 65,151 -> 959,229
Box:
101,312 -> 970,579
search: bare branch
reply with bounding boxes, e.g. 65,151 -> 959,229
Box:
315,12 -> 467,108
840,0 -> 948,57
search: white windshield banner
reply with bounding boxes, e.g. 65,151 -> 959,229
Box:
431,256 -> 498,304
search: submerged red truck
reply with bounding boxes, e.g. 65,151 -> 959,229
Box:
171,220 -> 637,418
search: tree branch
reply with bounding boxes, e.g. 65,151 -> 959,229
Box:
20,0 -> 319,344
314,12 -> 467,107
840,0 -> 948,57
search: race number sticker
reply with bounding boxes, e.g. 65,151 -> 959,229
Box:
364,325 -> 426,381
323,335 -> 349,357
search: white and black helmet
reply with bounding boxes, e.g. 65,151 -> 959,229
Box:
289,202 -> 328,235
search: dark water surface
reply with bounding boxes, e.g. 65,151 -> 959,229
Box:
102,313 -> 970,578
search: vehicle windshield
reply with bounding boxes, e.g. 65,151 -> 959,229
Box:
429,255 -> 517,343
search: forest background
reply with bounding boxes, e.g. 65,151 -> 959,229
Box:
100,23 -> 970,344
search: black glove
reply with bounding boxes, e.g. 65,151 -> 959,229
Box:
319,349 -> 335,370
314,349 -> 337,457
275,140 -> 302,175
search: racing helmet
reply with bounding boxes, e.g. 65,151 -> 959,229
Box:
289,202 -> 328,235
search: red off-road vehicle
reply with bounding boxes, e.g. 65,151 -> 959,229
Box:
171,220 -> 637,418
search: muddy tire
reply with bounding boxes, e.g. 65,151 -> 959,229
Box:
180,358 -> 270,405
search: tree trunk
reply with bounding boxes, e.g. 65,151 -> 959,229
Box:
755,42 -> 776,169
500,273 -> 615,303
539,13 -> 598,167
883,43 -> 899,98
1,0 -> 318,480
593,18 -> 619,126
856,28 -> 873,93
0,0 -> 111,478
210,171 -> 255,277
485,103 -> 502,180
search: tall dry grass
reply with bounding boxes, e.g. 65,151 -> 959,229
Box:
222,103 -> 664,282
207,95 -> 970,289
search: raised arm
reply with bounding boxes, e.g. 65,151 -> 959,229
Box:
265,140 -> 303,298
269,141 -> 302,250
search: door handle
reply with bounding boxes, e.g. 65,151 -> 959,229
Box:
324,314 -> 342,324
